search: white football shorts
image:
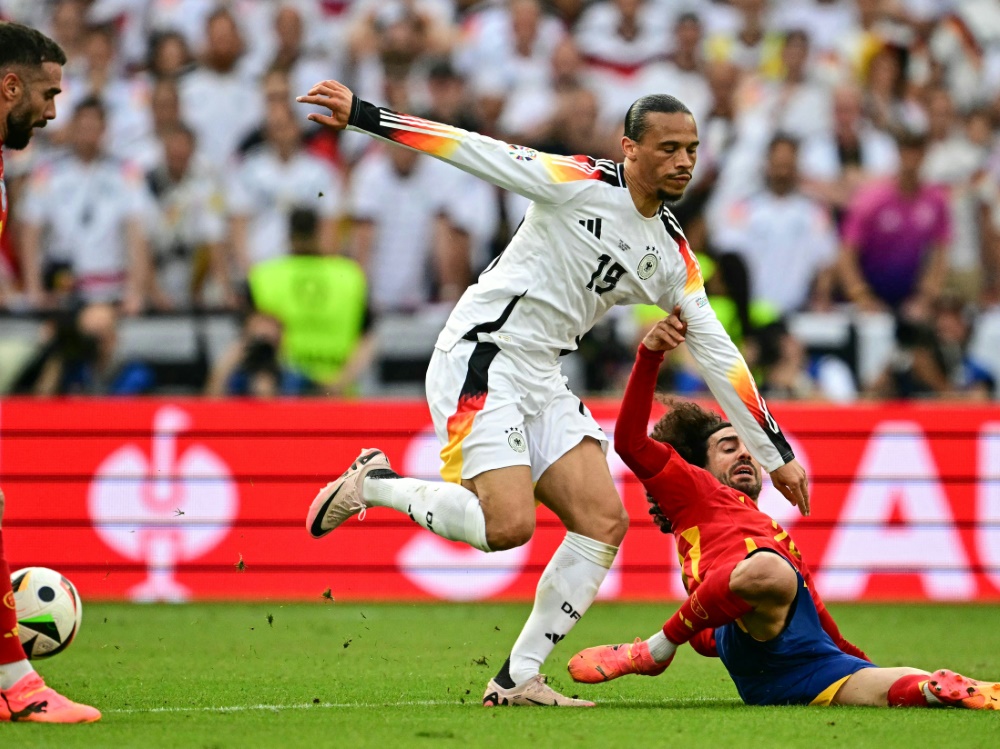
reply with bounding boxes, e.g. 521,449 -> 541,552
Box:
426,339 -> 607,484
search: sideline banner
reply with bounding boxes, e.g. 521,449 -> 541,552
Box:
0,399 -> 997,602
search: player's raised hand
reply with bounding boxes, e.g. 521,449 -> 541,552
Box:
641,306 -> 687,352
769,458 -> 810,517
296,80 -> 354,130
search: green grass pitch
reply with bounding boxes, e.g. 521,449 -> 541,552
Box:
2,601 -> 998,748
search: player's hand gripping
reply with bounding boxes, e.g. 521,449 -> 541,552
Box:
296,79 -> 354,130
769,459 -> 810,517
641,306 -> 687,352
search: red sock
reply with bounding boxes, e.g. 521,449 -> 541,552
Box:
887,674 -> 931,707
0,531 -> 29,665
662,561 -> 752,645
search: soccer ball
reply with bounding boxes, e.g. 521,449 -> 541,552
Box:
10,567 -> 83,659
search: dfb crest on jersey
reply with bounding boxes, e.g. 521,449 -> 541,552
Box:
507,144 -> 538,162
637,252 -> 658,280
505,426 -> 527,453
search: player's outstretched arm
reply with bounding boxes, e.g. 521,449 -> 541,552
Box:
614,311 -> 686,480
297,80 -> 605,205
675,288 -> 810,516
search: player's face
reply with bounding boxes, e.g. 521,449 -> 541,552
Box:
706,427 -> 762,499
628,111 -> 699,202
2,62 -> 62,150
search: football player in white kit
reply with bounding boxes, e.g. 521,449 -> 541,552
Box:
298,79 -> 810,707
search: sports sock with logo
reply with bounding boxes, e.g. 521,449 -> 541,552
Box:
662,561 -> 752,645
503,532 -> 617,686
362,474 -> 490,552
0,530 -> 34,690
887,674 -> 942,707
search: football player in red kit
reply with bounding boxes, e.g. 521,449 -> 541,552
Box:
0,21 -> 100,723
568,313 -> 1000,709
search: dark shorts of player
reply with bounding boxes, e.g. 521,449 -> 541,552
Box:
715,553 -> 876,706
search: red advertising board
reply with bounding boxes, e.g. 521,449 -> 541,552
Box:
0,398 -> 998,602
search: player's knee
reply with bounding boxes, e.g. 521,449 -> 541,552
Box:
730,552 -> 797,603
485,512 -> 536,551
603,503 -> 629,546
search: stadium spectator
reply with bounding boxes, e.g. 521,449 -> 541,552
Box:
227,101 -> 343,277
575,0 -> 670,126
205,311 -> 303,398
711,135 -> 838,317
269,3 -> 336,111
749,318 -> 858,403
347,0 -> 452,111
705,0 -> 782,74
146,29 -> 195,80
925,3 -> 1000,111
862,43 -> 927,135
423,58 -> 479,132
567,318 -> 999,709
11,302 -> 153,395
837,130 -> 949,315
145,121 -> 230,310
799,84 -> 899,217
60,22 -> 153,164
348,143 -> 463,313
248,207 -> 375,395
868,293 -> 995,400
178,7 -> 263,170
19,96 -> 153,314
0,20 -> 101,723
734,29 -> 832,141
921,88 -> 997,303
640,12 -> 710,125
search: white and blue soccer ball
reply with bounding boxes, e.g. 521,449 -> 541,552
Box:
10,567 -> 83,659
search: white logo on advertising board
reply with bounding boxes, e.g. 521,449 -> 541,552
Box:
88,406 -> 238,602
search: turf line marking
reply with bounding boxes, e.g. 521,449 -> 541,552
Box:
108,700 -> 454,714
108,697 -> 726,715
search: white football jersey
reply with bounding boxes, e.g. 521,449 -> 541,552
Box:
346,99 -> 793,471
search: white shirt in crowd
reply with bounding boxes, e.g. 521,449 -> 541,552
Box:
350,150 -> 455,313
20,154 -> 151,301
179,63 -> 264,170
147,157 -> 227,306
226,145 -> 343,268
711,189 -> 838,315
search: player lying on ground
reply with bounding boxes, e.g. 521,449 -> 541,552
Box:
567,316 -> 1000,709
297,77 -> 807,707
0,21 -> 101,725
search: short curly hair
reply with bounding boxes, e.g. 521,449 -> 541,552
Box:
649,395 -> 730,469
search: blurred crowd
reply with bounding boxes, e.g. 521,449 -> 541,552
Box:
1,0 -> 999,400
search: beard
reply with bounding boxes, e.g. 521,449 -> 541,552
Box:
5,105 -> 39,150
656,186 -> 686,204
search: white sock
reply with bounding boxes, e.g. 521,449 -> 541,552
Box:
0,659 -> 34,690
508,532 -> 618,685
922,681 -> 943,705
362,476 -> 490,552
646,630 -> 678,663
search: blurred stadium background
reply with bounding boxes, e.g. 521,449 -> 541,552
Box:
1,0 -> 1000,606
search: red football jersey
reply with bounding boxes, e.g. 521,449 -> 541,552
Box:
616,344 -> 805,592
616,344 -> 869,661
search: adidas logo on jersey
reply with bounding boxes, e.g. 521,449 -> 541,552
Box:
579,217 -> 603,239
